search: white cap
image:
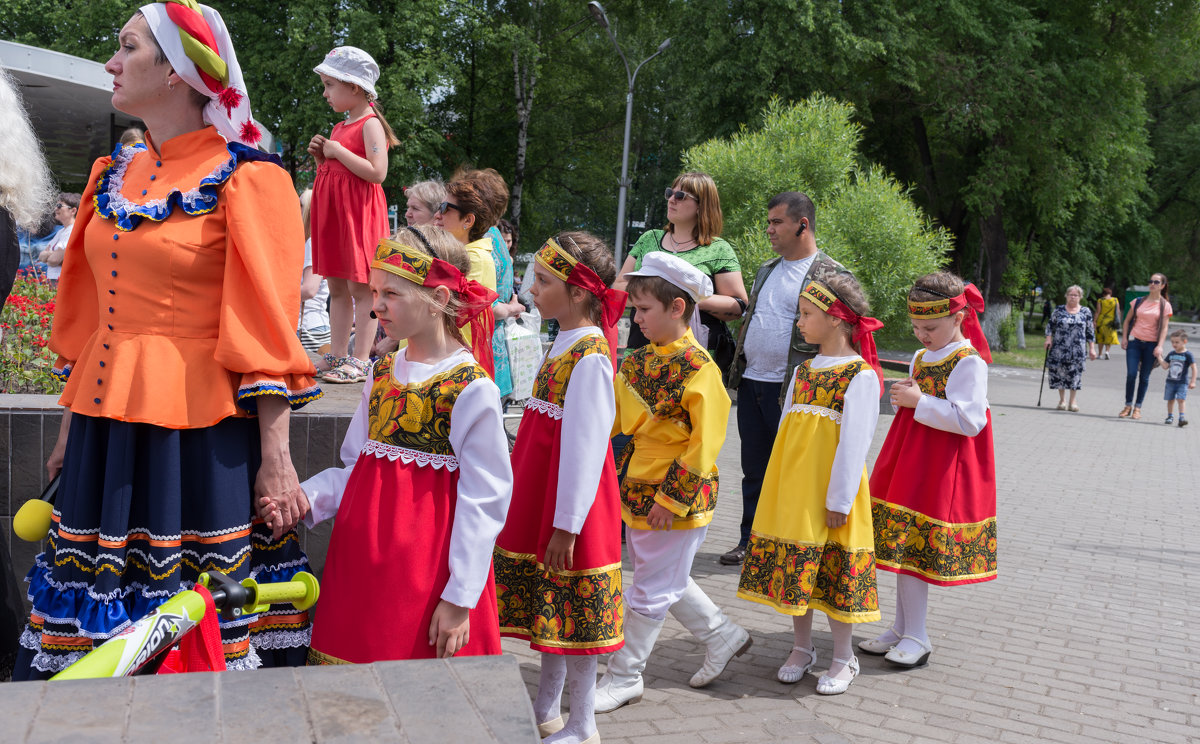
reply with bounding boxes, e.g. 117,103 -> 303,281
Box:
314,46 -> 380,99
623,251 -> 714,302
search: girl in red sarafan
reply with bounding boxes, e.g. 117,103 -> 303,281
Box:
278,226 -> 512,664
863,271 -> 997,670
493,232 -> 627,744
308,45 -> 399,385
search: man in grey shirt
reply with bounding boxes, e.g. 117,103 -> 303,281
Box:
721,192 -> 846,565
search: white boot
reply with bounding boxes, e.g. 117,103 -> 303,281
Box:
595,607 -> 663,713
669,577 -> 752,688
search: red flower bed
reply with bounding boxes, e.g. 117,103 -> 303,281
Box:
1,267 -> 63,395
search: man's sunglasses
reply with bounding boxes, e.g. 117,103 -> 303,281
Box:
436,201 -> 463,216
664,188 -> 698,202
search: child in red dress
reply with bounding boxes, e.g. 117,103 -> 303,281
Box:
494,232 -> 627,744
863,272 -> 996,669
270,226 -> 510,664
309,46 -> 400,384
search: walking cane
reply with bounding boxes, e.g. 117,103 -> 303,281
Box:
1036,350 -> 1048,407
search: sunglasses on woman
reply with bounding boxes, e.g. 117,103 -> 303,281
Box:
664,188 -> 698,202
1149,279 -> 1163,284
436,201 -> 463,216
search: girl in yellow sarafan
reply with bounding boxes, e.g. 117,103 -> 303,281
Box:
737,274 -> 884,695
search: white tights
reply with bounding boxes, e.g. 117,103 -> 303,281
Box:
879,574 -> 930,655
543,655 -> 598,744
789,611 -> 855,680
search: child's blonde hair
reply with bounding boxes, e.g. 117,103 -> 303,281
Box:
548,231 -> 616,327
387,225 -> 471,345
299,189 -> 313,240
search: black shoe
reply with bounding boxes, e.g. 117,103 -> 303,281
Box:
719,545 -> 747,565
1180,418 -> 1189,428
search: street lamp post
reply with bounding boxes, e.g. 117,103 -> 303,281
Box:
588,2 -> 670,268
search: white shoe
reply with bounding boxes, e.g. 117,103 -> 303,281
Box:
815,655 -> 860,695
884,635 -> 933,667
594,608 -> 663,713
857,626 -> 900,655
669,578 -> 752,688
537,716 -> 564,737
776,645 -> 816,684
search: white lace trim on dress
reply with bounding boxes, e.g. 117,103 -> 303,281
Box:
524,397 -> 564,419
786,403 -> 843,423
360,439 -> 460,471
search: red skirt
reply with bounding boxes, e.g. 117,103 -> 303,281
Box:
309,453 -> 501,664
494,406 -> 624,655
310,127 -> 389,284
869,408 -> 997,586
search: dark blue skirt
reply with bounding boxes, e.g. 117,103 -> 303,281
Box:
14,414 -> 310,679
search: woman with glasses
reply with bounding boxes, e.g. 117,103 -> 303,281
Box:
433,169 -> 501,374
36,193 -> 79,284
613,172 -> 747,372
1119,274 -> 1173,419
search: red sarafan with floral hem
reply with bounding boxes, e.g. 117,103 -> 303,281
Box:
870,346 -> 998,586
494,333 -> 625,655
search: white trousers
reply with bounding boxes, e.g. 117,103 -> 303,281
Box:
624,525 -> 708,620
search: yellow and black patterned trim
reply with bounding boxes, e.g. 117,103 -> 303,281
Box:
535,238 -> 578,282
801,281 -> 837,312
372,238 -> 434,284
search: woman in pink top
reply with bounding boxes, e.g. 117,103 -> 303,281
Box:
1119,273 -> 1173,419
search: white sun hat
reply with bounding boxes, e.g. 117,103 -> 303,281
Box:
313,46 -> 380,99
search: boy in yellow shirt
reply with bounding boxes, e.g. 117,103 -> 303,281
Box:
596,252 -> 750,713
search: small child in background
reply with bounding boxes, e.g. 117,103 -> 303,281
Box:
864,272 -> 996,669
736,273 -> 883,694
279,226 -> 510,664
494,232 -> 627,744
1160,329 -> 1196,426
297,189 -> 331,354
308,46 -> 398,383
596,253 -> 746,714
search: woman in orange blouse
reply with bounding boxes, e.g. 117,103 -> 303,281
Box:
13,3 -> 320,679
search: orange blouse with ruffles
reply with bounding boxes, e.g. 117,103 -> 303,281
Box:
49,127 -> 321,430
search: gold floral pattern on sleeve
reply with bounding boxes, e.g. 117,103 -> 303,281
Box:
532,335 -> 611,406
493,547 -> 624,653
367,360 -> 488,455
654,457 -> 718,524
871,499 -> 998,584
912,347 -> 979,398
791,359 -> 869,413
736,533 -> 880,623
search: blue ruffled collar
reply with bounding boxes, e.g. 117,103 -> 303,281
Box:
93,135 -> 283,232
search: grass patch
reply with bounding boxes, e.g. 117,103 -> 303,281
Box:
990,347 -> 1046,369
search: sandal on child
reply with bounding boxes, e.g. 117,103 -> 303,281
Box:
315,353 -> 344,373
858,626 -> 901,655
884,635 -> 933,668
776,645 -> 816,684
536,716 -> 564,738
815,655 -> 860,695
322,356 -> 370,384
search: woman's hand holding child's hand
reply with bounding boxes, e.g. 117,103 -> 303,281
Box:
825,510 -> 848,528
646,504 -> 674,530
890,378 -> 922,409
428,600 -> 470,658
544,529 -> 576,572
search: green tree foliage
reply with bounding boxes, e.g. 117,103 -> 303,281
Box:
684,97 -> 950,335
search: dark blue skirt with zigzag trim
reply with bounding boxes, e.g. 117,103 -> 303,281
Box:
13,413 -> 311,679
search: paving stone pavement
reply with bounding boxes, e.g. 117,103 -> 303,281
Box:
503,342 -> 1200,743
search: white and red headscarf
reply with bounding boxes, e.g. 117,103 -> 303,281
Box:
140,0 -> 261,146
